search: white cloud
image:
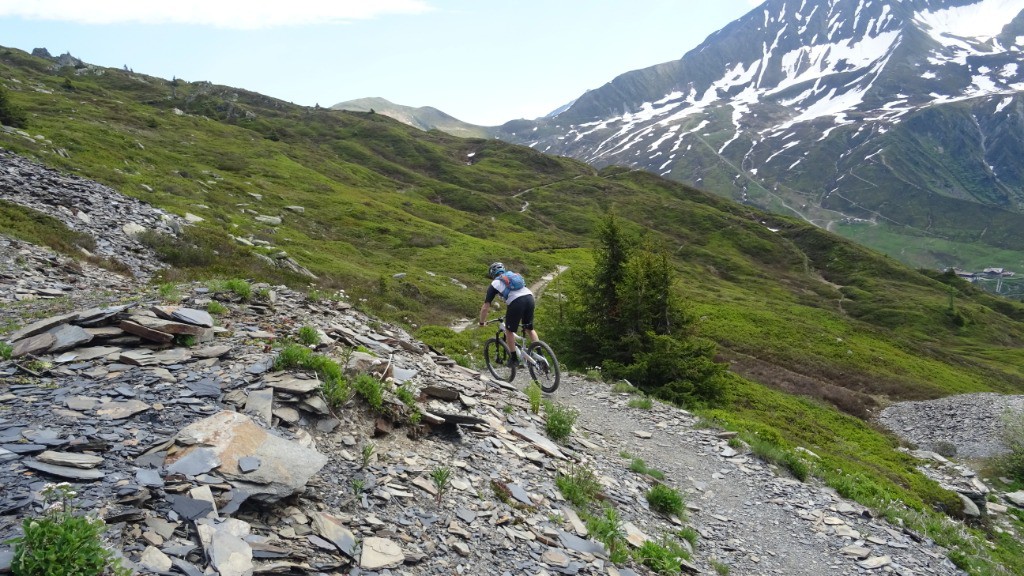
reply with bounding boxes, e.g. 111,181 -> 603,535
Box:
0,0 -> 433,29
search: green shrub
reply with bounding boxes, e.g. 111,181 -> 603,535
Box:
543,401 -> 578,442
635,537 -> 690,574
584,506 -> 628,564
361,443 -> 375,469
629,458 -> 666,480
416,325 -> 473,367
8,483 -> 129,576
0,342 -> 12,360
744,433 -> 810,482
430,466 -> 452,505
396,384 -> 417,408
206,301 -> 228,315
628,396 -> 654,409
273,343 -> 350,408
158,282 -> 181,302
677,527 -> 699,548
298,325 -> 319,346
353,373 -> 384,412
932,440 -> 958,459
0,85 -> 27,128
611,380 -> 637,394
646,484 -> 684,517
525,381 -> 542,414
223,278 -> 252,300
999,410 -> 1024,482
555,463 -> 603,507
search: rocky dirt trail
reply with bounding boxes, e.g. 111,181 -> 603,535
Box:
545,375 -> 965,576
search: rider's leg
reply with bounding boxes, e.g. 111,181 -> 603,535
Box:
505,329 -> 517,358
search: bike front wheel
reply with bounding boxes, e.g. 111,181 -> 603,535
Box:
526,341 -> 560,393
484,338 -> 515,382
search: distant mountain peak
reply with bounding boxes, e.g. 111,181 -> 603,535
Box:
330,97 -> 489,138
494,0 -> 1024,266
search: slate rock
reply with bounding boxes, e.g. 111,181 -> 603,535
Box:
359,536 -> 404,570
312,512 -> 357,557
11,332 -> 56,358
167,412 -> 327,502
22,459 -> 106,480
5,312 -> 79,342
167,494 -> 216,521
37,450 -> 103,469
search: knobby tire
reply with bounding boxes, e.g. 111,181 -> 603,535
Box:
526,340 -> 560,393
484,337 -> 515,382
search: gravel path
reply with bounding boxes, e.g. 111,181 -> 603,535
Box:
542,374 -> 965,576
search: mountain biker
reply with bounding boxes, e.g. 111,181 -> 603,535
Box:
478,261 -> 538,366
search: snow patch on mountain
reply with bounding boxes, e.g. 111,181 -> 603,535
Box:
914,0 -> 1024,40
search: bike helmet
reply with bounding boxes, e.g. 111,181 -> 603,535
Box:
488,262 -> 506,279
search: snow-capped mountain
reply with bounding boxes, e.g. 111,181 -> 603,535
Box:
495,0 -> 1024,259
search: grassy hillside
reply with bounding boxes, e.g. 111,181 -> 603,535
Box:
2,46 -> 1024,573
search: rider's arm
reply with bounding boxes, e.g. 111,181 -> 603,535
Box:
479,286 -> 499,325
478,301 -> 490,326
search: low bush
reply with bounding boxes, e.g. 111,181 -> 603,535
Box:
999,410 -> 1024,483
628,396 -> 654,409
629,458 -> 665,480
646,484 -> 684,517
298,325 -> 319,346
273,343 -> 350,407
8,483 -> 130,576
584,506 -> 628,564
353,373 -> 384,412
525,381 -> 542,414
543,401 -> 578,442
635,537 -> 691,574
555,463 -> 603,508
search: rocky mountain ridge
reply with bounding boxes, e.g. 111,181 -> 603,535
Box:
484,0 -> 1024,267
1,145 -> 1024,574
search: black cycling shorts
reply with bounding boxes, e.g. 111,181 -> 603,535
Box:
505,294 -> 535,334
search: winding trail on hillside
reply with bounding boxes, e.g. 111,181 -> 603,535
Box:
540,376 -> 965,576
450,265 -> 569,333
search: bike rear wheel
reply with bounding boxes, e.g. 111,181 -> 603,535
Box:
526,341 -> 560,393
484,337 -> 515,382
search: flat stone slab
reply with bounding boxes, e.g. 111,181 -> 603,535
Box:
5,312 -> 79,342
46,324 -> 94,352
152,306 -> 215,328
312,512 -> 356,557
126,314 -> 210,337
194,345 -> 232,359
511,426 -> 565,459
37,450 -> 103,469
22,459 -> 106,480
264,374 -> 321,394
119,350 -> 159,366
11,332 -> 56,358
96,399 -> 151,419
57,346 -> 122,362
119,320 -> 174,344
360,536 -> 404,569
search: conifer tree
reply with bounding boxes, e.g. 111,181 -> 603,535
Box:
0,85 -> 27,128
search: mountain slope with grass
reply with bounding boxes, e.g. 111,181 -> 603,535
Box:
2,44 -> 1024,573
487,0 -> 1024,275
330,96 -> 490,139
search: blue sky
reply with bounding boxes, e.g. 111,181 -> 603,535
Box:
0,1 -> 761,126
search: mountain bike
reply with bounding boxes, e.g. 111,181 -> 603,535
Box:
482,316 -> 560,392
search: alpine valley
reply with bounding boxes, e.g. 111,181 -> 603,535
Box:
339,0 -> 1024,278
